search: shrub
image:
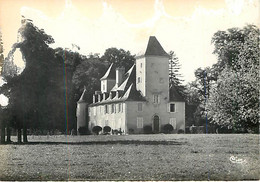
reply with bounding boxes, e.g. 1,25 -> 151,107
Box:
178,129 -> 184,134
113,129 -> 118,135
103,126 -> 111,134
190,126 -> 197,134
78,127 -> 89,135
185,127 -> 191,134
216,127 -> 232,134
128,128 -> 134,134
143,125 -> 153,134
92,126 -> 102,135
163,124 -> 174,134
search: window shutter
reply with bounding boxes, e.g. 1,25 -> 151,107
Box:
170,118 -> 177,129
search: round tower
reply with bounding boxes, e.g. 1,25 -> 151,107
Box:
76,87 -> 88,135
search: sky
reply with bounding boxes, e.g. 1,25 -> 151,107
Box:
0,0 -> 259,106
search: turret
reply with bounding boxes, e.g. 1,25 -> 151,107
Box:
135,36 -> 170,103
76,87 -> 88,135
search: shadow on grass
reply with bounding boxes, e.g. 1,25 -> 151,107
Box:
2,140 -> 188,145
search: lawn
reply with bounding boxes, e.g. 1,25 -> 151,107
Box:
0,134 -> 258,181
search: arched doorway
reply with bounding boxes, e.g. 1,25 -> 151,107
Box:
153,115 -> 160,133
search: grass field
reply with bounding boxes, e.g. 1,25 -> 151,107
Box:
0,134 -> 259,181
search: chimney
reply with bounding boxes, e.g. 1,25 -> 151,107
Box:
116,67 -> 125,88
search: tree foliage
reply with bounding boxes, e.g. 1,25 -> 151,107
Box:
101,48 -> 135,70
186,25 -> 259,133
0,20 -> 57,132
169,51 -> 183,87
211,25 -> 259,69
207,25 -> 259,133
0,19 -> 85,135
169,51 -> 185,97
72,56 -> 107,104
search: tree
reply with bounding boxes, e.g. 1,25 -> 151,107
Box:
169,51 -> 185,97
72,57 -> 107,104
207,25 -> 259,133
1,18 -> 57,142
185,81 -> 201,126
211,25 -> 259,71
0,107 -> 5,143
185,67 -> 215,127
53,48 -> 86,133
101,48 -> 135,70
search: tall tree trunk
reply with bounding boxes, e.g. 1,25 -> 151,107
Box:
23,125 -> 28,143
6,126 -> 11,143
0,126 -> 5,144
17,128 -> 22,143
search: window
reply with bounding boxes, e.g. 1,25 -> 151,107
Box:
118,103 -> 121,112
114,104 -> 116,113
111,104 -> 114,113
153,94 -> 159,104
138,103 -> 143,111
170,104 -> 175,112
140,63 -> 142,68
170,118 -> 177,129
103,84 -> 105,91
93,107 -> 96,116
137,117 -> 143,128
105,105 -> 108,114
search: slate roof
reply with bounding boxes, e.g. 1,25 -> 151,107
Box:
117,64 -> 136,91
90,64 -> 146,106
169,85 -> 185,102
136,36 -> 169,58
111,64 -> 135,91
100,63 -> 116,80
77,87 -> 88,103
122,84 -> 146,101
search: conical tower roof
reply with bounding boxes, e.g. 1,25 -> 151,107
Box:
144,36 -> 169,57
169,85 -> 185,102
78,87 -> 87,103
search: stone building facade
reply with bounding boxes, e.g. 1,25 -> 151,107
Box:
77,36 -> 185,134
